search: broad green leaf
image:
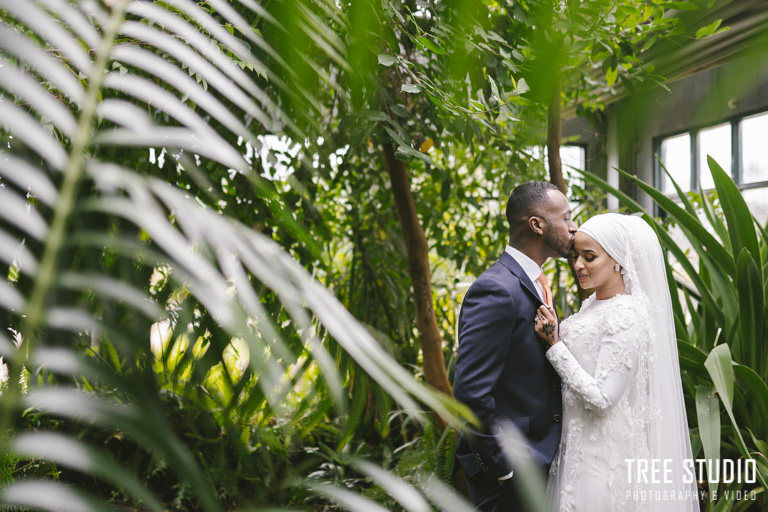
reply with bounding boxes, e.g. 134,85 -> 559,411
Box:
659,158 -> 697,216
352,460 -> 431,512
695,19 -> 721,38
666,2 -> 697,10
378,54 -> 396,66
395,144 -> 438,167
704,345 -> 768,488
605,66 -> 618,86
507,96 -> 534,106
401,83 -> 423,93
712,481 -> 745,511
499,423 -> 549,512
417,36 -> 446,55
418,475 -> 475,512
516,77 -> 530,94
698,251 -> 739,349
1,481 -> 113,512
488,76 -> 500,102
700,187 -> 732,254
709,156 -> 762,275
705,345 -> 733,410
678,339 -> 707,367
310,482 -> 391,512
735,249 -> 765,375
695,385 -> 720,500
13,432 -> 164,512
734,364 -> 768,436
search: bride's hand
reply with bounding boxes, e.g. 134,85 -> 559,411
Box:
534,305 -> 559,347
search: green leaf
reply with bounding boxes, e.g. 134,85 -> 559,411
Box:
734,364 -> 768,438
708,156 -> 762,273
395,145 -> 438,168
417,36 -> 446,55
735,249 -> 765,373
695,19 -> 722,39
695,385 -> 720,500
310,482 -> 391,512
13,432 -> 165,512
666,2 -> 698,10
1,481 -> 115,512
507,96 -> 534,107
705,344 -> 733,410
712,482 -> 746,511
401,83 -> 423,93
383,125 -> 410,148
700,188 -> 732,254
605,66 -> 618,86
516,77 -> 530,94
678,339 -> 707,367
488,76 -> 500,102
378,54 -> 397,67
704,345 -> 767,488
351,459 -> 431,512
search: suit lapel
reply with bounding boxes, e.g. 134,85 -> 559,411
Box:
498,251 -> 545,306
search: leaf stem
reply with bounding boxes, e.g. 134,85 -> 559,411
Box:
23,0 -> 128,353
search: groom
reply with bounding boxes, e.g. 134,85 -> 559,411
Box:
452,181 -> 576,511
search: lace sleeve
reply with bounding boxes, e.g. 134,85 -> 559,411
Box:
546,297 -> 647,416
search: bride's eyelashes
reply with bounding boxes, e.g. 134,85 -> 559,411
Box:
573,253 -> 596,263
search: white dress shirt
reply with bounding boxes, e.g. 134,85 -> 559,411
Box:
504,245 -> 546,303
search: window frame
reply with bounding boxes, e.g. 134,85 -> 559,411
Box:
653,108 -> 768,197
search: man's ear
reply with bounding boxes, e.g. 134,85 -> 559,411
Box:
529,216 -> 545,236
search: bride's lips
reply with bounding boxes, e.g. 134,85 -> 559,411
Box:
577,274 -> 588,281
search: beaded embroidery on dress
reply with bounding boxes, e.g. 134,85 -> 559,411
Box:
547,293 -> 653,511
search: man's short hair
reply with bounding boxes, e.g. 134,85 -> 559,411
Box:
505,181 -> 559,231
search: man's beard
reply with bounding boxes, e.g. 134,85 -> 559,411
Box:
544,229 -> 572,259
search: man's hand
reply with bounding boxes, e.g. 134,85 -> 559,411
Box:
534,305 -> 559,347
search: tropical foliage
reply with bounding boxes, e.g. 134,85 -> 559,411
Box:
0,0 -> 763,511
0,0 -> 477,509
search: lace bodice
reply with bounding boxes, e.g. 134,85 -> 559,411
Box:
545,293 -> 654,512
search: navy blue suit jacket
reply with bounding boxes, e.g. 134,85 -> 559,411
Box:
453,251 -> 563,481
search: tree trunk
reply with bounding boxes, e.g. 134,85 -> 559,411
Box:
547,78 -> 566,194
382,143 -> 454,412
547,79 -> 591,303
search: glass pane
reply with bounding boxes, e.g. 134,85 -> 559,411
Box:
740,112 -> 768,184
742,188 -> 768,226
561,145 -> 586,195
660,133 -> 691,194
697,123 -> 731,190
561,145 -> 585,172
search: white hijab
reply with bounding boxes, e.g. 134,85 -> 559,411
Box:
579,213 -> 698,509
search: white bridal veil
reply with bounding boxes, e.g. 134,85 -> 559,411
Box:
578,213 -> 699,511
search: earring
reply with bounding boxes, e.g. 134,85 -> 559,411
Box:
614,263 -> 620,272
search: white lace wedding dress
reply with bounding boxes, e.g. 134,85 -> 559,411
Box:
543,213 -> 699,512
545,293 -> 653,512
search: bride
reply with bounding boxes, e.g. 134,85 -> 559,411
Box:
534,213 -> 699,511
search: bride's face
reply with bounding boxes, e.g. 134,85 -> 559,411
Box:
572,232 -> 622,291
